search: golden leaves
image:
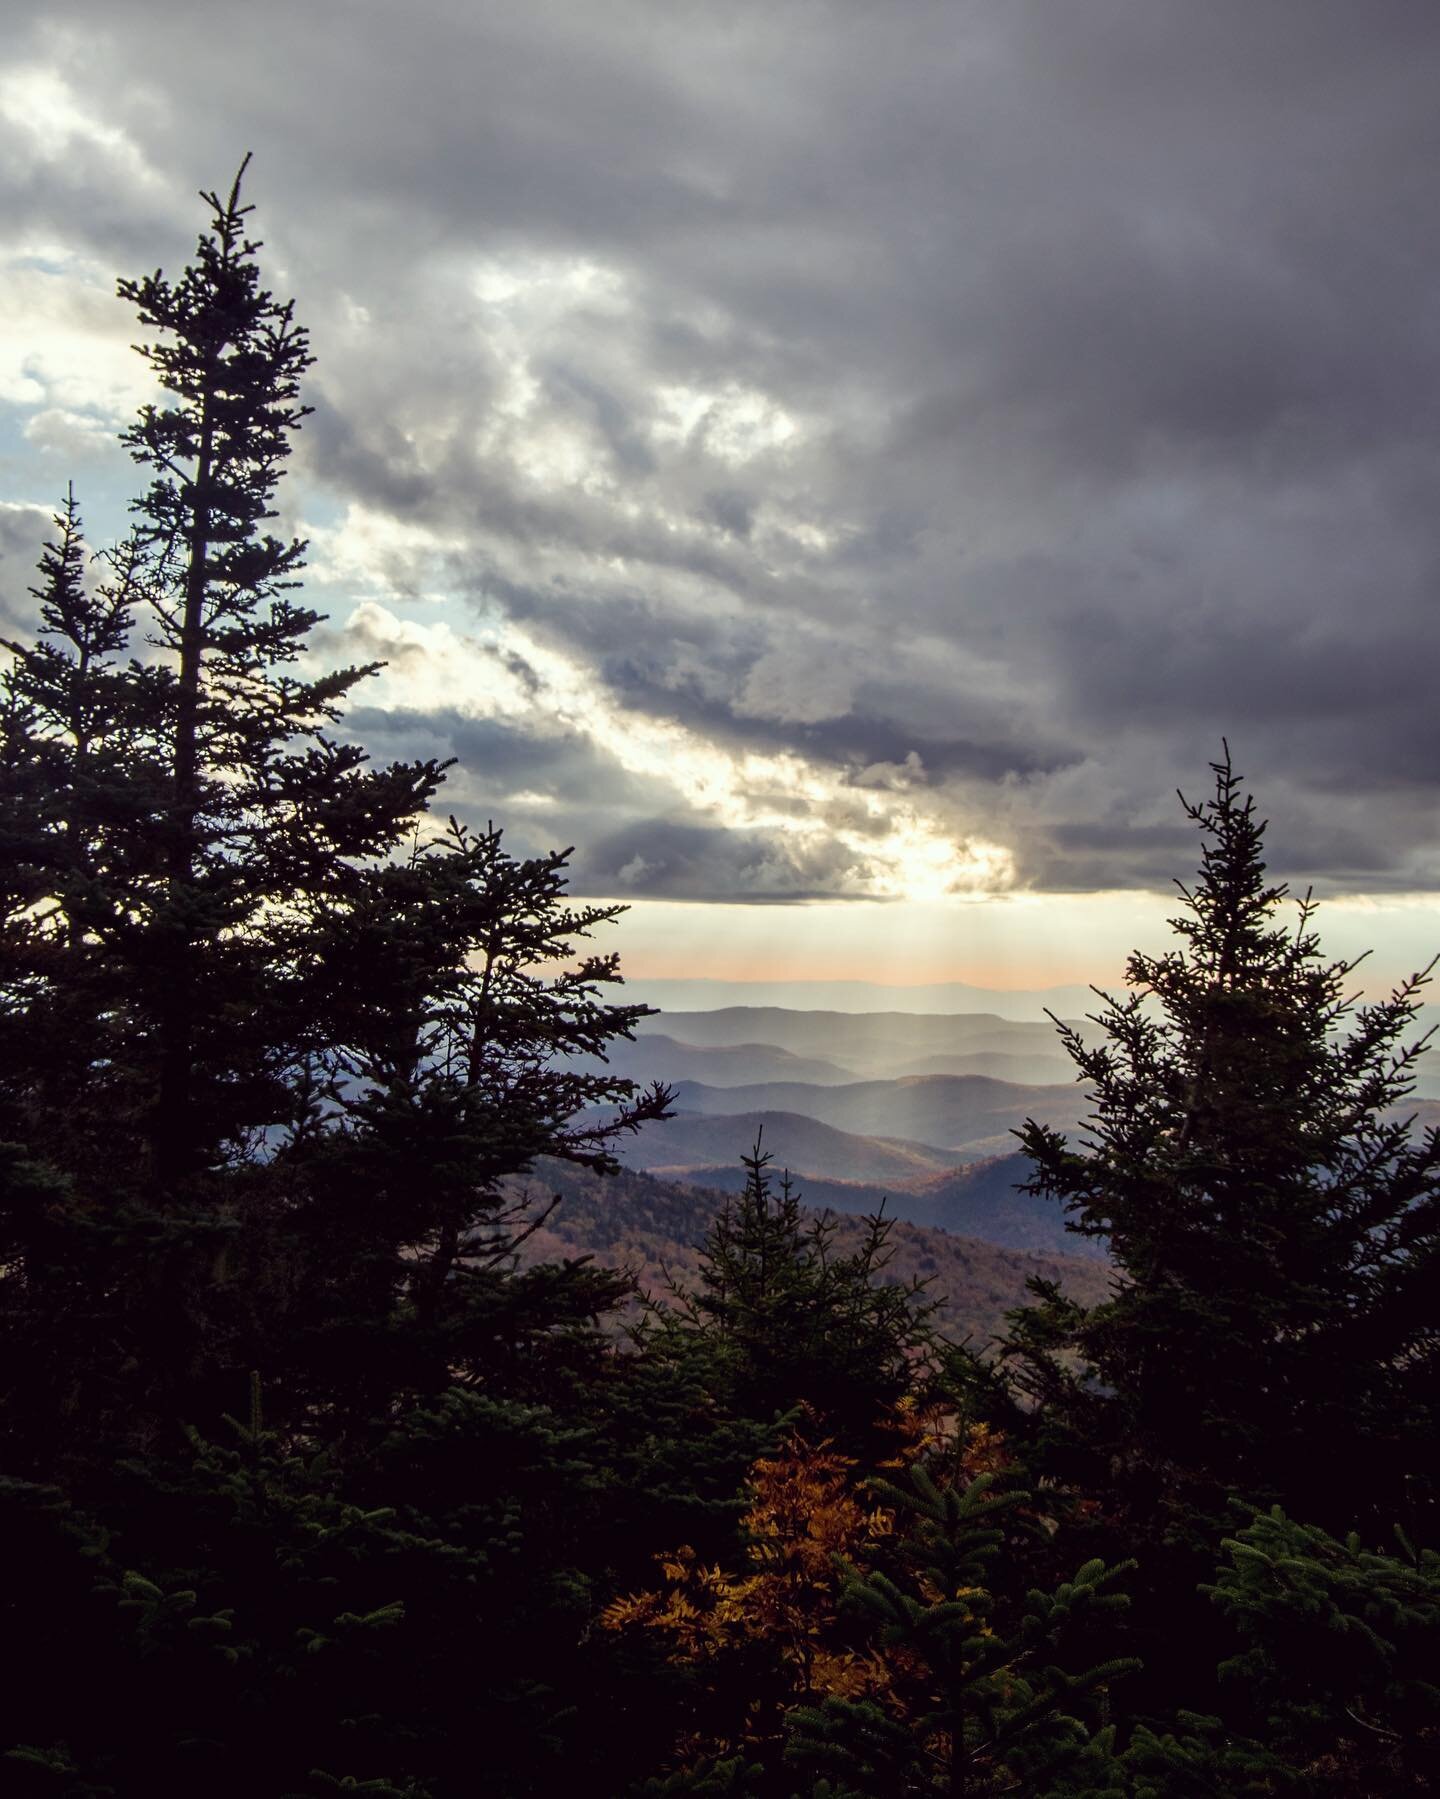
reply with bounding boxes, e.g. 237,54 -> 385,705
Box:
600,1433 -> 893,1693
600,1408 -> 1016,1774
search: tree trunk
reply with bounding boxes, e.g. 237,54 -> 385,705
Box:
154,397 -> 215,1189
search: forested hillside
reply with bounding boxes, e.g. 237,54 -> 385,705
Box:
617,1151 -> 1111,1260
2,173 -> 1437,1798
505,1158 -> 1113,1340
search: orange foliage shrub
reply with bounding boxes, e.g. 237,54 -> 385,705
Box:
600,1407 -> 1015,1766
601,1434 -> 892,1705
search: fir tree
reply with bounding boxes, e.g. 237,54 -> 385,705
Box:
784,1455 -> 1138,1797
111,154 -> 448,1186
1,165 -> 447,1279
1,165 -> 672,1796
956,747 -> 1440,1723
0,164 -> 669,1475
970,749 -> 1439,1531
0,491 -> 168,1187
1204,1503 -> 1440,1792
646,1138 -> 938,1469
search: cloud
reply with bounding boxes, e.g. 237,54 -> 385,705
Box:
576,817 -> 874,904
735,640 -> 858,725
0,499 -> 52,636
4,0 -> 1440,899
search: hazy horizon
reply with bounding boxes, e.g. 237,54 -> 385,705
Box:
622,974 -> 1102,1022
605,888 -> 1440,1007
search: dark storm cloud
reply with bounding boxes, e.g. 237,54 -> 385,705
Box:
575,817 -> 875,906
6,0 -> 1440,897
594,646 -> 1072,790
344,704 -> 677,843
338,701 -> 803,899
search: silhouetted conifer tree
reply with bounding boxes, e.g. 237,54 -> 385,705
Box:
648,1138 -> 938,1468
956,747 -> 1440,1724
0,162 -> 668,1474
0,164 -> 671,1797
984,749 -> 1439,1526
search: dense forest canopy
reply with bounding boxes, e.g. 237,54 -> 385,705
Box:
1,169 -> 1437,1798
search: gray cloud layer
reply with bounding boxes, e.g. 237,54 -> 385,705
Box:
5,1 -> 1440,897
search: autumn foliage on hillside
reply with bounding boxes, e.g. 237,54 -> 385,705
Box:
508,1156 -> 1112,1346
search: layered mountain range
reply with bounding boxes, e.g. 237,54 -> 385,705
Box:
571,1000 -> 1440,1276
563,1002 -> 1098,1269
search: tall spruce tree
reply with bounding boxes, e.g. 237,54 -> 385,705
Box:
647,1138 -> 939,1468
1,163 -> 675,1796
958,749 -> 1440,1715
112,153 -> 446,1185
0,163 -> 667,1472
2,163 -> 442,1206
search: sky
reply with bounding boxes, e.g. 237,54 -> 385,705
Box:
4,0 -> 1440,996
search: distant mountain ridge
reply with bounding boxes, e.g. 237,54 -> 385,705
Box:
654,1151 -> 1107,1262
595,1005 -> 1440,1226
667,1073 -> 1089,1152
628,977 -> 1104,1020
603,1108 -> 963,1185
890,1050 -> 1079,1084
904,1153 -> 1110,1259
573,1033 -> 859,1087
572,1031 -> 1080,1090
635,1007 -> 1100,1078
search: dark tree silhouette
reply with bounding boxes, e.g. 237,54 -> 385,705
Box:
995,750 -> 1439,1526
0,163 -> 668,1476
957,747 -> 1440,1722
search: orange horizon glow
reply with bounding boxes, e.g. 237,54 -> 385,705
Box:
600,890 -> 1440,998
612,955 -> 1108,990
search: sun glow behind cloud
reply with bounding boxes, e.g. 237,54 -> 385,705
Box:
326,579 -> 1015,905
606,888 -> 1440,1003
